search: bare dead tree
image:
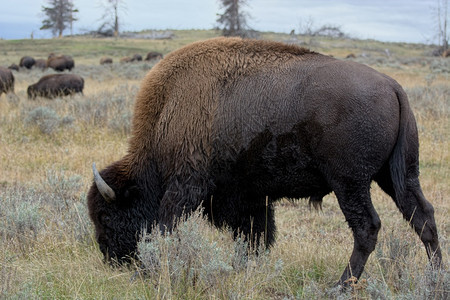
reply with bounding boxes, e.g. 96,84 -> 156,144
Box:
433,0 -> 449,53
97,0 -> 127,37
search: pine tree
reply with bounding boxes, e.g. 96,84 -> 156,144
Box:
216,0 -> 252,38
40,0 -> 78,38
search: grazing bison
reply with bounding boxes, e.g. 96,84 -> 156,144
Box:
120,56 -> 133,63
47,55 -> 75,71
100,57 -> 113,65
145,51 -> 163,61
88,37 -> 441,286
34,59 -> 47,69
443,49 -> 450,58
131,54 -> 142,62
19,56 -> 35,69
27,74 -> 84,99
8,63 -> 19,71
0,66 -> 14,96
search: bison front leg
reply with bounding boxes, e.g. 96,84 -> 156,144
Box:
158,178 -> 207,233
205,194 -> 276,250
334,183 -> 381,287
231,201 -> 277,251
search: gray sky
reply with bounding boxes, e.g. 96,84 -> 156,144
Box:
0,0 -> 443,44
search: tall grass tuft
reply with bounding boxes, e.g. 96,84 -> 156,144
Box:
24,106 -> 62,135
138,209 -> 235,290
137,208 -> 288,298
369,227 -> 449,300
0,186 -> 43,249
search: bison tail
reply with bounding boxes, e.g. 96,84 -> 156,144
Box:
389,89 -> 410,202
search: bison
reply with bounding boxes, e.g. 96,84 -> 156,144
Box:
27,74 -> 84,99
120,56 -> 133,63
34,59 -> 47,70
100,57 -> 113,65
19,56 -> 35,69
88,37 -> 442,286
145,51 -> 163,61
47,55 -> 75,71
131,54 -> 142,62
0,66 -> 14,96
8,63 -> 19,71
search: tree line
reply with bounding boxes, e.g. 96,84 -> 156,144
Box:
41,0 -> 448,52
41,0 -> 252,39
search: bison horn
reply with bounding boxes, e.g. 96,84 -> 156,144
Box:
92,162 -> 116,202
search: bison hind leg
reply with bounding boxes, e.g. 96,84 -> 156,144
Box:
374,166 -> 442,267
332,180 -> 381,286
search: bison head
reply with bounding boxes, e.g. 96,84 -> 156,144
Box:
87,162 -> 158,264
27,85 -> 37,99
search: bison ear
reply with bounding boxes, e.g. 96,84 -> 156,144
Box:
92,162 -> 116,203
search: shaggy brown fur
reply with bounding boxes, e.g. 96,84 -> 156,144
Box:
129,37 -> 313,166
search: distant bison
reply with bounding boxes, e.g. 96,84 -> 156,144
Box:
88,37 -> 441,287
100,57 -> 113,65
8,64 -> 19,71
47,55 -> 75,71
27,74 -> 84,99
0,66 -> 14,96
34,59 -> 47,69
19,56 -> 35,69
120,56 -> 133,63
443,49 -> 450,58
145,51 -> 163,61
132,54 -> 142,61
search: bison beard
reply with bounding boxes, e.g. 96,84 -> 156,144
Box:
87,37 -> 442,287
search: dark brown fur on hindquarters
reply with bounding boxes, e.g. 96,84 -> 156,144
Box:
86,37 -> 442,285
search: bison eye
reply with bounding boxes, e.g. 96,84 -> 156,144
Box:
100,213 -> 111,224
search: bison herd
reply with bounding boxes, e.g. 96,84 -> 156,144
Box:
0,53 -> 82,99
100,51 -> 163,65
16,53 -> 74,71
0,51 -> 163,100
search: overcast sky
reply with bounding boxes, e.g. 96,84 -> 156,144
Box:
0,0 -> 443,44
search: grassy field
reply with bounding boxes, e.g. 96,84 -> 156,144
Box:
0,30 -> 448,299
